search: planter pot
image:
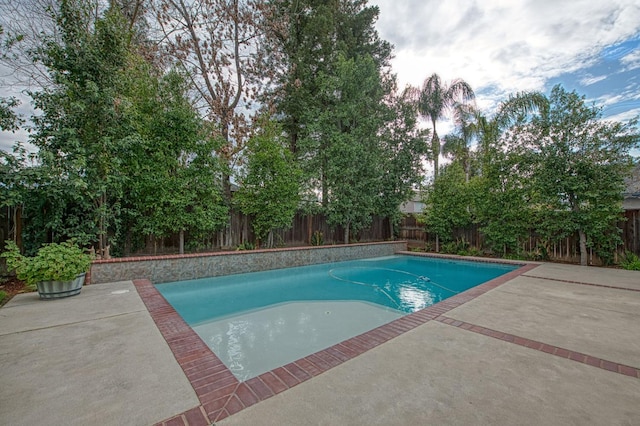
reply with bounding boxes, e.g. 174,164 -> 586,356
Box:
36,273 -> 86,300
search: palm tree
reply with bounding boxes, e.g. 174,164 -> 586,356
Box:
442,102 -> 478,182
417,73 -> 475,179
475,91 -> 549,175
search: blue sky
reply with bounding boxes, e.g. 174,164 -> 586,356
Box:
371,0 -> 640,136
547,36 -> 640,121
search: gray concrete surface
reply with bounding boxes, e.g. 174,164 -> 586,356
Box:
0,281 -> 199,426
219,322 -> 640,426
1,262 -> 639,426
449,274 -> 640,368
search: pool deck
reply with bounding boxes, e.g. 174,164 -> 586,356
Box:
1,258 -> 639,425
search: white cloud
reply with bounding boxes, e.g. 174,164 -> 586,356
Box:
580,75 -> 607,86
621,48 -> 640,70
604,107 -> 640,123
371,0 -> 640,102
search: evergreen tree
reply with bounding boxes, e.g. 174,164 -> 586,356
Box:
235,119 -> 301,248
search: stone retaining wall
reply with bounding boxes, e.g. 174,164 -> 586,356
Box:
89,241 -> 407,284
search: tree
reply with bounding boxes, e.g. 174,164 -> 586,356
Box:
416,73 -> 474,179
473,148 -> 533,257
514,85 -> 638,265
0,24 -> 24,132
235,118 -> 301,248
307,54 -> 389,243
154,0 -> 264,204
28,1 -> 134,253
422,162 -> 473,251
264,0 -> 392,150
442,102 -> 477,182
376,86 -> 428,238
0,1 -> 60,88
124,68 -> 228,254
263,0 -> 393,204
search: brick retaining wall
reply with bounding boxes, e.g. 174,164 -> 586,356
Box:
89,241 -> 407,284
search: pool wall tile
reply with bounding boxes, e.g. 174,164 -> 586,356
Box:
90,241 -> 407,284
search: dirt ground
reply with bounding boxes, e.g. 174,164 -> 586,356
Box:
0,277 -> 32,307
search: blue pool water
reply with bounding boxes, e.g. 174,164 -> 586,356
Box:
157,255 -> 518,380
158,255 -> 517,323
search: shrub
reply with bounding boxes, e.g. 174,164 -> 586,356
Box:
619,251 -> 640,271
236,242 -> 255,251
311,231 -> 324,246
1,240 -> 92,288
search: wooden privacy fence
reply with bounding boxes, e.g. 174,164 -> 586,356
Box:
124,211 -> 392,256
398,209 -> 640,263
225,211 -> 392,247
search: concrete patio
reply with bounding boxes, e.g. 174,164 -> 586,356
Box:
0,261 -> 639,425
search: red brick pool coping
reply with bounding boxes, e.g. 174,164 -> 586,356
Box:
135,261 -> 639,426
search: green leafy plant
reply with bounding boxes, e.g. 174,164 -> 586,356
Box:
619,251 -> 640,271
0,290 -> 6,305
1,240 -> 92,288
439,238 -> 470,255
236,242 -> 255,251
466,247 -> 483,257
310,231 -> 324,246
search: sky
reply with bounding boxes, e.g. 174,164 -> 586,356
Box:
371,0 -> 640,133
1,0 -> 639,155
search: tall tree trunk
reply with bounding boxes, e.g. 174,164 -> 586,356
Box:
388,217 -> 394,241
435,234 -> 440,252
344,222 -> 350,245
431,118 -> 440,179
578,229 -> 588,266
179,229 -> 184,255
14,205 -> 23,251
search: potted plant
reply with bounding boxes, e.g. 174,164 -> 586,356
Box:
1,240 -> 92,299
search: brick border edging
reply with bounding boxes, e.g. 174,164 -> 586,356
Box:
521,274 -> 640,292
436,316 -> 640,379
138,261 -> 538,425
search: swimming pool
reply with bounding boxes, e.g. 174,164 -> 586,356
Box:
156,255 -> 517,381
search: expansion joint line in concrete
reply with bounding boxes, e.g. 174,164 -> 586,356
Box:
435,315 -> 640,380
521,274 -> 640,292
0,310 -> 146,337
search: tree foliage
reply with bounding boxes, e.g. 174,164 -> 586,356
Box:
28,1 -> 134,252
235,119 -> 301,248
123,67 -> 229,254
422,86 -> 638,263
422,162 -> 473,246
516,85 -> 637,265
